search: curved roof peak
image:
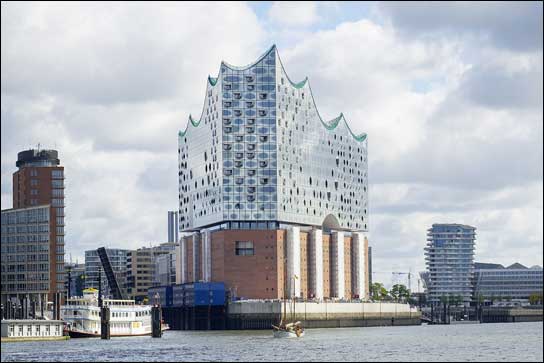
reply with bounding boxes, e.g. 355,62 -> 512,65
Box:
221,44 -> 277,71
276,49 -> 366,143
178,114 -> 200,137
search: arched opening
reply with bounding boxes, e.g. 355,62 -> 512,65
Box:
322,214 -> 340,233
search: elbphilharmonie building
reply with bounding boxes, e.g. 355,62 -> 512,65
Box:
177,46 -> 370,300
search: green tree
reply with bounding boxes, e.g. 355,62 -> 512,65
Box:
371,282 -> 389,301
390,284 -> 410,302
529,292 -> 543,305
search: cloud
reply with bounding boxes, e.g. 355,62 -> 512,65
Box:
1,2 -> 542,277
379,1 -> 543,52
1,1 -> 266,261
268,1 -> 320,27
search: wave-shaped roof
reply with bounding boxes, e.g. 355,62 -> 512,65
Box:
180,45 -> 367,143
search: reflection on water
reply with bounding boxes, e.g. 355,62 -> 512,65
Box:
1,322 -> 543,362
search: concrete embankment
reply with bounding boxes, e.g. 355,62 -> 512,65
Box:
227,301 -> 421,329
480,307 -> 543,323
1,336 -> 70,343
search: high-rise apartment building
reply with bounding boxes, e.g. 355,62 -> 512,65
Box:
176,46 -> 370,300
424,224 -> 476,304
1,149 -> 65,305
168,211 -> 179,243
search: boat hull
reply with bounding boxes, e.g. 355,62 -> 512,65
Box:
273,329 -> 305,338
66,326 -> 169,338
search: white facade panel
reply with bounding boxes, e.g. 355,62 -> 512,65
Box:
201,230 -> 212,282
192,233 -> 200,281
286,226 -> 301,298
330,231 -> 345,298
352,232 -> 366,299
309,228 -> 324,299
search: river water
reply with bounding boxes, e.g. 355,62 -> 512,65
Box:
1,322 -> 542,362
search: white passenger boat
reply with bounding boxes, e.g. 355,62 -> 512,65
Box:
61,288 -> 168,338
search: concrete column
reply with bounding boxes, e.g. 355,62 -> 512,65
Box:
286,226 -> 301,298
201,230 -> 212,282
178,238 -> 187,284
331,231 -> 345,299
352,232 -> 367,300
176,238 -> 185,284
309,229 -> 323,299
192,233 -> 200,282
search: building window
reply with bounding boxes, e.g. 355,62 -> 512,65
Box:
235,241 -> 254,256
30,179 -> 38,186
51,170 -> 63,179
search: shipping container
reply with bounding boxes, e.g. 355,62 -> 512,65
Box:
147,286 -> 173,307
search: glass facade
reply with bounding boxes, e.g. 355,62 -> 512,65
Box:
84,248 -> 128,297
424,224 -> 476,304
1,205 -> 51,296
178,46 -> 368,232
473,264 -> 543,300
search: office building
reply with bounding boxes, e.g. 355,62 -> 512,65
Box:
65,262 -> 85,298
1,205 -> 51,307
168,211 -> 179,243
176,46 -> 369,300
84,248 -> 128,297
126,243 -> 176,302
1,148 -> 65,305
473,262 -> 543,301
153,251 -> 177,287
424,224 -> 476,304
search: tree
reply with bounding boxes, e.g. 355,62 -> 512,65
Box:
390,284 -> 410,302
451,295 -> 462,307
371,282 -> 389,301
529,292 -> 543,305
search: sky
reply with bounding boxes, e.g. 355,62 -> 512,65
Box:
1,1 -> 542,289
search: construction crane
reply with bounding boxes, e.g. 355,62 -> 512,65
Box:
372,271 -> 416,292
392,272 -> 412,292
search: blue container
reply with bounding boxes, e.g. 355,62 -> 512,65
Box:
172,284 -> 185,307
148,286 -> 169,306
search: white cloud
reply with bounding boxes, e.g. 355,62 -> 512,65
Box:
1,1 -> 266,262
1,2 -> 542,277
268,1 -> 320,27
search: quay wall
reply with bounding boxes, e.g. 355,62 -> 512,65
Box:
161,301 -> 420,330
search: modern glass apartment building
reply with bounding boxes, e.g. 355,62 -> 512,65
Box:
473,262 -> 543,300
424,224 -> 476,304
176,46 -> 370,300
178,45 -> 368,233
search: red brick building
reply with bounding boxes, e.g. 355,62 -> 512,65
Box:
176,227 -> 369,301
